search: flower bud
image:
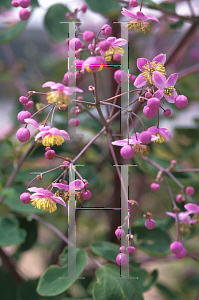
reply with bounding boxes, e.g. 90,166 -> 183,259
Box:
139,131 -> 151,144
19,8 -> 30,21
143,106 -> 156,118
163,108 -> 171,117
99,40 -> 111,51
176,194 -> 183,203
170,241 -> 183,255
83,31 -> 95,43
150,183 -> 160,191
115,228 -> 125,238
64,72 -> 75,84
11,0 -> 19,7
69,38 -> 82,51
145,92 -> 152,99
19,96 -> 29,104
175,247 -> 187,259
20,192 -> 31,204
63,161 -> 70,166
120,145 -> 134,160
120,246 -> 126,253
129,0 -> 138,7
129,74 -> 136,85
17,111 -> 31,124
126,246 -> 135,254
73,59 -> 84,71
145,219 -> 156,230
81,189 -> 91,200
45,150 -> 55,160
18,0 -> 31,8
147,97 -> 160,110
25,100 -> 34,109
69,118 -> 80,127
116,253 -> 129,265
101,24 -> 112,36
16,128 -> 30,142
81,4 -> 87,13
175,95 -> 188,109
185,186 -> 195,195
114,70 -> 128,83
65,12 -> 71,19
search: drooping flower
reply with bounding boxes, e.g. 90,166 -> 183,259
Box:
152,71 -> 178,103
121,8 -> 159,33
96,36 -> 127,62
134,54 -> 166,87
112,132 -> 158,157
52,179 -> 84,202
42,81 -> 83,109
147,126 -> 171,143
28,187 -> 66,213
82,56 -> 107,73
184,203 -> 199,224
25,119 -> 70,147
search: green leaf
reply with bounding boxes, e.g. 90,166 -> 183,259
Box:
31,0 -> 39,6
16,217 -> 38,253
37,247 -> 87,296
142,269 -> 158,292
85,0 -> 121,18
0,19 -> 28,46
156,282 -> 181,300
170,19 -> 184,30
0,0 -> 12,9
0,187 -> 14,196
91,241 -> 140,267
92,264 -> 144,300
0,216 -> 26,247
131,226 -> 171,257
44,4 -> 71,43
159,2 -> 176,12
137,0 -> 157,6
0,267 -> 17,300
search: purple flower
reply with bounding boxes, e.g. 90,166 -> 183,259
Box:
121,8 -> 159,33
96,36 -> 127,62
152,71 -> 178,103
28,187 -> 66,213
42,81 -> 83,109
134,54 -> 166,87
147,126 -> 171,143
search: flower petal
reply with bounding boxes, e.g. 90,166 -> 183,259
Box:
166,73 -> 178,87
134,74 -> 147,88
166,212 -> 176,218
136,11 -> 148,21
24,118 -> 40,129
59,130 -> 70,140
154,89 -> 164,99
147,15 -> 159,22
112,38 -> 127,46
69,179 -> 84,190
137,58 -> 150,72
152,53 -> 166,65
112,139 -> 130,146
159,128 -> 171,140
184,203 -> 199,214
107,36 -> 116,44
51,196 -> 66,206
147,126 -> 158,135
52,183 -> 69,191
153,71 -> 166,89
42,81 -> 55,88
121,8 -> 137,19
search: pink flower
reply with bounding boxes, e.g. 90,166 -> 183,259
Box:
96,36 -> 127,62
121,8 -> 159,33
147,126 -> 171,143
82,56 -> 107,73
28,187 -> 66,213
42,81 -> 83,108
152,71 -> 178,103
184,203 -> 199,214
166,211 -> 195,225
52,179 -> 84,191
134,54 -> 166,87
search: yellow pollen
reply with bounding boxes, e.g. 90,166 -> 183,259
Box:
85,63 -> 106,73
132,144 -> 150,157
164,86 -> 175,97
38,135 -> 64,147
142,61 -> 166,85
104,45 -> 124,62
46,91 -> 72,109
127,20 -> 152,34
31,197 -> 57,213
153,133 -> 166,143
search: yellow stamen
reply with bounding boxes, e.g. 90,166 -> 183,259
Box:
37,135 -> 64,147
127,20 -> 152,34
164,86 -> 175,97
153,133 -> 166,143
104,45 -> 124,62
31,197 -> 57,213
46,91 -> 72,109
142,61 -> 166,85
85,63 -> 105,73
132,144 -> 150,157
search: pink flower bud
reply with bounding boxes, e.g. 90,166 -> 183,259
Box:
175,247 -> 187,259
120,246 -> 126,252
45,150 -> 55,160
145,92 -> 152,99
114,70 -> 128,83
73,59 -> 84,71
147,97 -> 160,110
175,95 -> 188,109
129,74 -> 136,85
18,0 -> 31,8
176,194 -> 183,203
75,71 -> 82,78
63,161 -> 70,166
17,111 -> 31,124
126,246 -> 135,254
83,31 -> 95,43
129,0 -> 138,7
81,189 -> 91,200
145,219 -> 156,230
76,108 -> 81,115
20,192 -> 31,204
139,131 -> 151,144
25,100 -> 34,109
63,72 -> 75,84
185,186 -> 195,195
81,4 -> 87,13
69,38 -> 82,51
115,228 -> 125,238
170,241 -> 183,255
113,53 -> 121,61
65,12 -> 71,19
45,147 -> 51,151
143,106 -> 156,118
84,181 -> 89,188
16,128 -> 30,142
120,145 -> 134,160
99,40 -> 111,51
19,8 -> 30,20
101,24 -> 112,36
163,109 -> 171,117
116,253 -> 129,265
11,0 -> 19,7
150,183 -> 160,191
75,51 -> 80,58
19,96 -> 29,104
69,118 -> 80,127
171,159 -> 177,165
